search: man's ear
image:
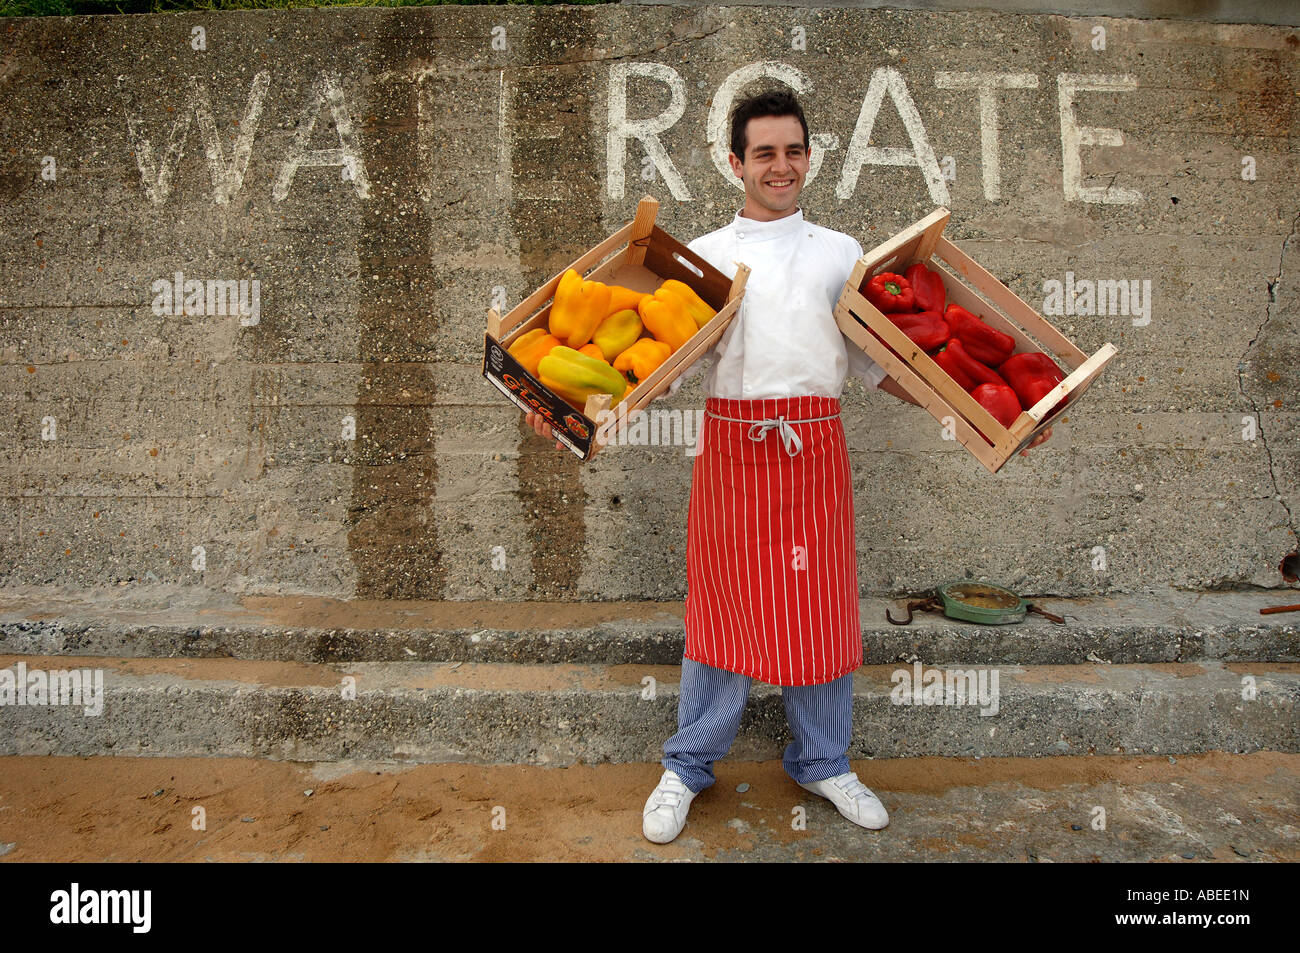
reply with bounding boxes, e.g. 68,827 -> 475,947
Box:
727,151 -> 744,179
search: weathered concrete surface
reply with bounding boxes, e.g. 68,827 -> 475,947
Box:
0,8 -> 1297,603
0,751 -> 1294,861
0,584 -> 1296,664
629,0 -> 1300,30
2,654 -> 1295,762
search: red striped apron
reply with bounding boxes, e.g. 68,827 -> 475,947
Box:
684,394 -> 863,687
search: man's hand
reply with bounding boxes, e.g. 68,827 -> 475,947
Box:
1019,425 -> 1052,457
524,410 -> 567,452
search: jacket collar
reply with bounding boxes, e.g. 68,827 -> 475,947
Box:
731,207 -> 805,242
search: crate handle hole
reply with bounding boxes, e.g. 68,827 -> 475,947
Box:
673,253 -> 704,278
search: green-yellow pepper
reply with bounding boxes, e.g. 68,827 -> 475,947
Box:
591,308 -> 644,361
538,345 -> 628,409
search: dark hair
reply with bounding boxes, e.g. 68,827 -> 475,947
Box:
729,88 -> 810,162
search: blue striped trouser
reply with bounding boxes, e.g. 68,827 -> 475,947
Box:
662,656 -> 853,793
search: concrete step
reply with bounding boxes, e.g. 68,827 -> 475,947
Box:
0,751 -> 1294,862
2,655 -> 1295,763
1,586 -> 1296,665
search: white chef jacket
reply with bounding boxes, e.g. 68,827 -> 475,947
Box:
657,207 -> 888,401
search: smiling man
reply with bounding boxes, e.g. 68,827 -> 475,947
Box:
636,87 -> 1050,844
526,87 -> 1049,846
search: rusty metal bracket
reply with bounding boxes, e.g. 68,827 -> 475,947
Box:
886,597 -> 942,625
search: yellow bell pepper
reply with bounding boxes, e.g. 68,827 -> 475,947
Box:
591,308 -> 643,361
578,342 -> 606,361
507,327 -> 562,377
607,284 -> 649,316
638,289 -> 696,352
614,337 -> 672,385
539,345 -> 628,409
549,268 -> 612,349
657,279 -> 716,328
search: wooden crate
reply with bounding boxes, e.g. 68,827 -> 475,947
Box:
834,207 -> 1118,473
484,195 -> 748,460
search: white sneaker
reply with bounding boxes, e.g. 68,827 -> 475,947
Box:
799,772 -> 889,829
642,769 -> 698,844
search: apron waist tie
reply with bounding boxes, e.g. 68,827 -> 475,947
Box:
704,410 -> 841,457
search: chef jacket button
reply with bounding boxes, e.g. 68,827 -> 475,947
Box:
738,231 -> 745,239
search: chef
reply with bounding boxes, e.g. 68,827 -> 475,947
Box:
527,88 -> 1050,845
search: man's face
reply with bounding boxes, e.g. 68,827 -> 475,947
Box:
728,114 -> 811,220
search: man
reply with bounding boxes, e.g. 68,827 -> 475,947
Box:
527,88 -> 1049,844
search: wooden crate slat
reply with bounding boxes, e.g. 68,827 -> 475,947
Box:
913,212 -> 948,263
727,263 -> 750,301
1025,343 -> 1118,421
623,196 -> 660,268
934,236 -> 1087,364
858,208 -> 951,276
583,392 -> 614,421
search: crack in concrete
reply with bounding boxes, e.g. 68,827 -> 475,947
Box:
1236,207 -> 1300,562
427,196 -> 466,213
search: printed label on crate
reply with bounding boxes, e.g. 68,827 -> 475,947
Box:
483,333 -> 593,458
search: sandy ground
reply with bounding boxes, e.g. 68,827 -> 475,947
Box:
0,752 -> 1294,862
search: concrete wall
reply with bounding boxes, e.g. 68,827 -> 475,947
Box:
0,6 -> 1296,601
633,0 -> 1300,28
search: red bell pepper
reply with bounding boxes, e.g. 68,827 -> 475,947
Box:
970,383 -> 1022,429
998,352 -> 1066,411
933,337 -> 1007,392
863,272 -> 915,313
945,304 -> 1016,365
932,342 -> 974,390
905,262 -> 946,314
886,310 -> 949,351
